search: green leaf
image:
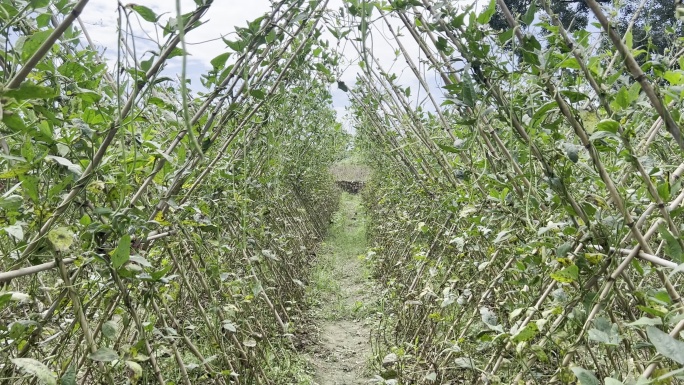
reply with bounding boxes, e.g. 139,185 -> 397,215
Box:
523,34 -> 542,51
454,357 -> 478,370
565,145 -> 579,163
522,0 -> 537,25
19,174 -> 40,203
0,195 -> 23,211
48,175 -> 73,201
628,82 -> 641,103
437,144 -> 462,153
130,5 -> 159,23
588,318 -> 620,346
20,29 -> 53,62
664,71 -> 684,86
638,305 -> 667,318
596,119 -> 619,134
75,89 -> 101,104
571,367 -> 600,385
210,52 -> 231,69
249,89 -> 265,100
4,224 -> 24,241
647,326 -> 684,365
435,36 -> 449,53
10,358 -> 57,385
477,0 -> 496,25
2,112 -> 27,132
561,90 -> 589,103
451,7 -> 470,29
149,263 -> 172,281
82,108 -> 105,125
461,71 -> 477,108
558,57 -> 581,70
315,62 -> 331,76
89,347 -> 119,362
556,242 -> 573,257
550,264 -> 578,283
292,12 -> 308,23
2,82 -> 57,100
140,57 -> 154,72
604,378 -> 624,385
590,130 -> 620,143
265,29 -> 277,43
533,101 -> 558,121
657,179 -> 670,201
652,290 -> 671,305
659,225 -> 683,263
612,86 -> 630,109
337,81 -> 349,92
48,227 -> 74,252
102,320 -> 119,339
511,323 -> 538,342
111,234 -> 131,269
59,364 -> 76,385
0,163 -> 32,178
498,28 -> 514,44
626,317 -> 662,327
0,292 -> 12,309
167,47 -> 184,59
46,155 -> 83,176
129,255 -> 152,268
522,50 -> 540,66
224,38 -> 246,52
29,0 -> 50,8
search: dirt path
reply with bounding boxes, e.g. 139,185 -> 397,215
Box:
307,192 -> 373,385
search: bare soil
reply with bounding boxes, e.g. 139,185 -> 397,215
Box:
306,193 -> 373,385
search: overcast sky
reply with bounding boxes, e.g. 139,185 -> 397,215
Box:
78,1 -> 483,130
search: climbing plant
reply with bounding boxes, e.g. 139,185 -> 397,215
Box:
3,0 -> 684,384
346,0 -> 684,384
0,0 -> 347,384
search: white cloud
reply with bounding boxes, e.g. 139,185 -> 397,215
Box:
78,1 -> 459,130
79,0 -> 272,87
324,1 -> 452,128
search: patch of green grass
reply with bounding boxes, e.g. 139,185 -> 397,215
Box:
308,242 -> 342,318
335,193 -> 367,243
263,348 -> 317,384
307,192 -> 372,320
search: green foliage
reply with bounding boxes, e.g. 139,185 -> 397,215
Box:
88,347 -> 119,362
477,0 -> 497,25
3,0 -> 684,383
346,0 -> 684,383
10,358 -> 57,385
128,4 -> 159,23
647,326 -> 684,365
571,366 -> 601,385
0,1 -> 348,384
110,234 -> 131,269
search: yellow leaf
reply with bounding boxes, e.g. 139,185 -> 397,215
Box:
154,212 -> 171,226
47,227 -> 74,252
584,253 -> 604,265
